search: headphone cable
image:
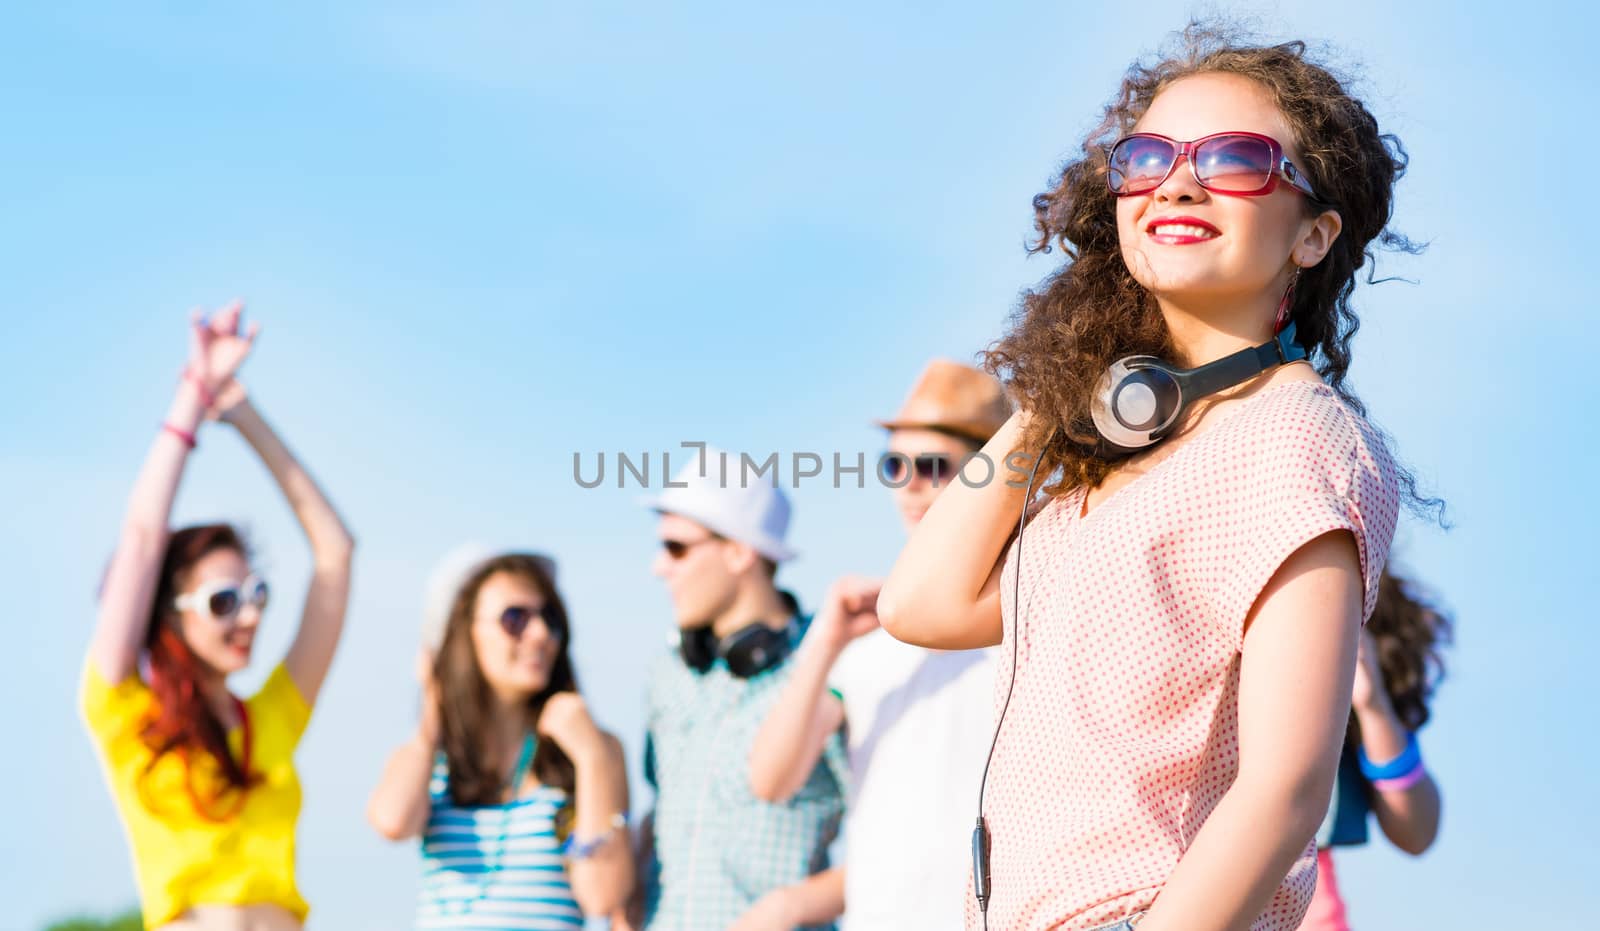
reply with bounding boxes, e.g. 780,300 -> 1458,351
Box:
974,442 -> 1047,929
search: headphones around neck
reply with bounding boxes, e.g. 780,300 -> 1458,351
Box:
1090,322 -> 1308,452
973,324 -> 1308,924
679,619 -> 795,679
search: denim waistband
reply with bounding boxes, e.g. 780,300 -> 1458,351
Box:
1086,914 -> 1146,931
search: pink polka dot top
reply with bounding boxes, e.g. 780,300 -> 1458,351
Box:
970,380 -> 1400,930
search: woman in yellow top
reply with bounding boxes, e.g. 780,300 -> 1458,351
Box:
80,302 -> 355,931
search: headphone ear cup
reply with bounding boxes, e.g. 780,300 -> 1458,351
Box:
720,624 -> 791,679
1091,357 -> 1182,452
679,626 -> 716,673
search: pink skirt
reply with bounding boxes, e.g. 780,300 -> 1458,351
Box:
1297,848 -> 1350,931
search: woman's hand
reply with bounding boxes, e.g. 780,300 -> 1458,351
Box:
86,305 -> 257,684
211,324 -> 354,707
537,691 -> 607,764
204,379 -> 250,423
186,301 -> 259,399
416,648 -> 442,748
367,648 -> 446,843
550,696 -> 633,917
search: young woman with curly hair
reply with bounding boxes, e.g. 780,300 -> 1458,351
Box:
881,23 -> 1426,931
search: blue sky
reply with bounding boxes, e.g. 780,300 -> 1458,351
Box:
3,3 -> 1596,928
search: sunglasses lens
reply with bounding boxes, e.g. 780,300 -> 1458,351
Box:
1194,134 -> 1275,193
501,606 -> 531,637
247,579 -> 270,610
501,605 -> 564,640
1109,136 -> 1177,194
663,540 -> 688,559
918,455 -> 955,483
207,588 -> 240,619
880,456 -> 908,483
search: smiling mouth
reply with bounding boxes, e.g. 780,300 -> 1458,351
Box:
1148,222 -> 1220,240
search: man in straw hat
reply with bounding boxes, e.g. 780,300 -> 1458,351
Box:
628,445 -> 848,931
748,359 -> 1011,930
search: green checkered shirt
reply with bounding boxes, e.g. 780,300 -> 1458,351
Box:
641,618 -> 848,931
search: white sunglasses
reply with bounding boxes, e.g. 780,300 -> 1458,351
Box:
173,574 -> 270,621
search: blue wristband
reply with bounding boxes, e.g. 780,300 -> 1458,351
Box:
560,812 -> 628,860
1358,731 -> 1421,781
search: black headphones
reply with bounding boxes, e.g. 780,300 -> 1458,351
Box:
973,325 -> 1309,926
1090,322 -> 1307,453
678,619 -> 795,679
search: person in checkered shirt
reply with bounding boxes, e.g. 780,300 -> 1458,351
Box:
620,446 -> 848,931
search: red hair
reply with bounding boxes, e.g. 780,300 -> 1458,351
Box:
139,524 -> 260,801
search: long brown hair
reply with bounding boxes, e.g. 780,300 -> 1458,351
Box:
434,553 -> 578,806
1360,568 -> 1453,734
983,21 -> 1434,516
139,523 -> 260,798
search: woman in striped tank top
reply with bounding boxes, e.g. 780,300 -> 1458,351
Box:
369,553 -> 634,929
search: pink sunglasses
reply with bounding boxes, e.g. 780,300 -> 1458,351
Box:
1107,131 -> 1327,204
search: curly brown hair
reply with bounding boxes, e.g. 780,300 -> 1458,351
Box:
1359,568 -> 1453,734
983,21 -> 1431,509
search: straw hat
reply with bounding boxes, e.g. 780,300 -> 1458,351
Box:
874,359 -> 1010,443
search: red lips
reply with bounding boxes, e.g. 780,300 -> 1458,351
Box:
1146,215 -> 1221,245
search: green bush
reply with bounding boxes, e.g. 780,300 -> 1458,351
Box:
41,908 -> 143,931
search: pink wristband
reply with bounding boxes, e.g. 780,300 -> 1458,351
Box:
180,369 -> 215,408
161,422 -> 197,449
1370,762 -> 1427,793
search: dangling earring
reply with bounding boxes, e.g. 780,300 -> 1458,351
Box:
1274,264 -> 1302,334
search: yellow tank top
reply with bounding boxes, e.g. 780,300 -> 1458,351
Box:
80,659 -> 312,928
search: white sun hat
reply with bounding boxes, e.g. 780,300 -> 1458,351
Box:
640,444 -> 797,562
421,543 -> 559,651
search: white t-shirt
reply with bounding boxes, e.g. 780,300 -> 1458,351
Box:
828,628 -> 996,931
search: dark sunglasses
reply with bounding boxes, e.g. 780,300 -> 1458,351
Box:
173,575 -> 270,622
1107,131 -> 1326,203
660,536 -> 720,560
499,603 -> 566,640
880,453 -> 957,485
